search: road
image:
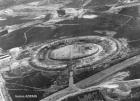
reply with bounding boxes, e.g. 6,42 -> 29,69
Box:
76,54 -> 140,88
41,54 -> 140,101
108,2 -> 140,12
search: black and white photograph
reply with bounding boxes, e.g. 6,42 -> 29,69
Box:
0,0 -> 140,101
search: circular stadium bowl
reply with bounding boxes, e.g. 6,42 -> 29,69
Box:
49,43 -> 99,60
30,36 -> 120,71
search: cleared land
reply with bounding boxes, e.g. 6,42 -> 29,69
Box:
76,54 -> 140,88
41,54 -> 140,101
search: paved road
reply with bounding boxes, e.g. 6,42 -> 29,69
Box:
41,54 -> 140,101
109,2 -> 140,11
76,55 -> 140,88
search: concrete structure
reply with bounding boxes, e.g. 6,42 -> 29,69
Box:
30,36 -> 120,71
